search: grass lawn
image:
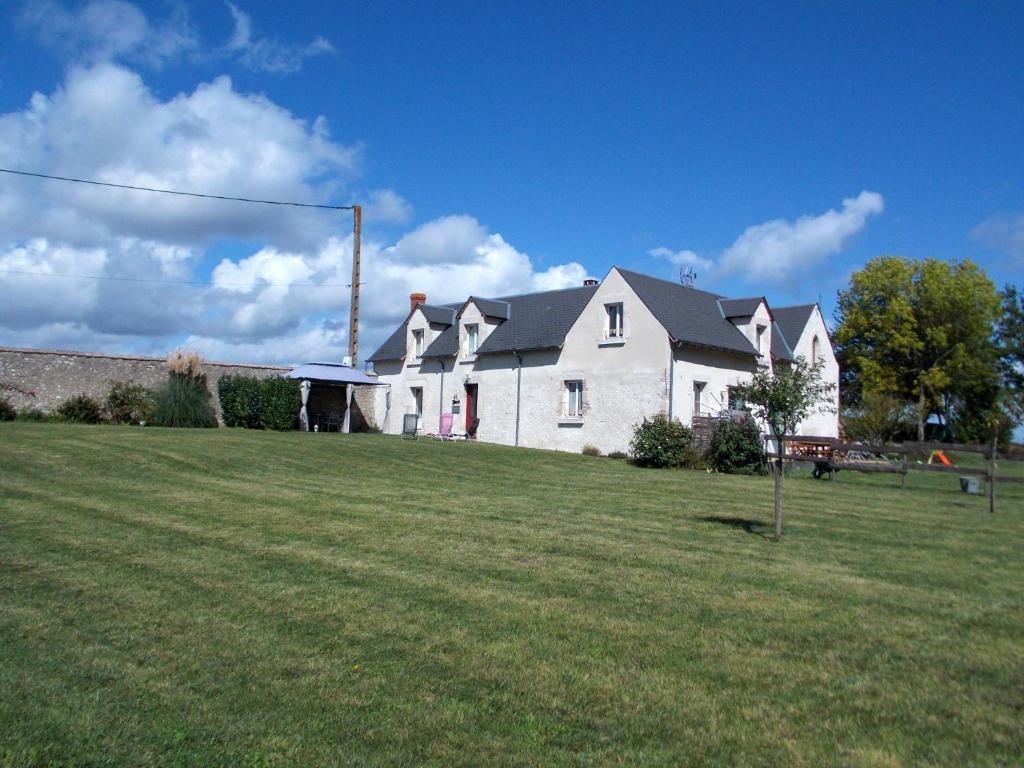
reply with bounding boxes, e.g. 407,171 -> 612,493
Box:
1,423 -> 1022,766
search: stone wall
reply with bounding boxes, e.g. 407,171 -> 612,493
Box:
0,346 -> 289,424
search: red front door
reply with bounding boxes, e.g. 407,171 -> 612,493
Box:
465,384 -> 477,432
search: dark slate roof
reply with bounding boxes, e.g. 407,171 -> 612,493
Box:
367,322 -> 409,362
476,286 -> 598,354
617,269 -> 757,356
771,322 -> 795,363
421,323 -> 459,358
772,304 -> 817,352
717,297 -> 764,318
419,304 -> 457,325
470,297 -> 511,320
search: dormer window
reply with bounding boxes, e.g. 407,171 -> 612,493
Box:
412,329 -> 424,357
756,325 -> 766,355
466,324 -> 479,355
605,303 -> 624,339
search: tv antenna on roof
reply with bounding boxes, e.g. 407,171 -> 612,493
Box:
679,266 -> 697,287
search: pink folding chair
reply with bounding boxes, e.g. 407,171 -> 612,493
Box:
438,412 -> 455,441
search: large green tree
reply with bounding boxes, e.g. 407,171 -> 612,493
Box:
834,256 -> 1002,441
996,285 -> 1024,422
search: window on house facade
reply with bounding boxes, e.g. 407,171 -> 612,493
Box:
727,386 -> 748,412
693,381 -> 706,418
411,386 -> 423,427
564,380 -> 584,418
812,335 -> 820,362
756,325 -> 766,355
605,303 -> 624,338
466,323 -> 479,355
412,329 -> 424,357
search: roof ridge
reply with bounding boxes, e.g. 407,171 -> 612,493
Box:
615,267 -> 727,300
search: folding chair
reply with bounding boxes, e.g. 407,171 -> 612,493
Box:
401,413 -> 419,440
438,412 -> 455,441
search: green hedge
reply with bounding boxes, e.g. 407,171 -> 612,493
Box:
218,375 -> 263,429
218,375 -> 300,431
260,378 -> 301,431
56,394 -> 104,424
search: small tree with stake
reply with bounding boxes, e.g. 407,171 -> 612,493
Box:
733,357 -> 836,540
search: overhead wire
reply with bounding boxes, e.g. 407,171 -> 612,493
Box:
0,167 -> 360,290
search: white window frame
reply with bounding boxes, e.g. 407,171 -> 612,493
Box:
693,381 -> 706,418
411,386 -> 423,428
412,328 -> 424,358
755,324 -> 766,355
466,323 -> 479,355
564,379 -> 584,419
605,303 -> 624,339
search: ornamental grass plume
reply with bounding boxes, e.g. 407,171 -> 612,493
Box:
166,348 -> 204,379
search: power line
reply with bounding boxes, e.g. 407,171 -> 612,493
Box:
0,167 -> 356,211
0,268 -> 356,289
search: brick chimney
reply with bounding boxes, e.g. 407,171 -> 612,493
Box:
410,292 -> 427,312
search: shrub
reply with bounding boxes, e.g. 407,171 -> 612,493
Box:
607,450 -> 628,460
629,413 -> 693,468
581,444 -> 602,457
0,398 -> 14,421
259,377 -> 301,431
218,375 -> 263,429
16,408 -> 50,422
705,417 -> 769,475
106,381 -> 154,425
57,394 -> 104,424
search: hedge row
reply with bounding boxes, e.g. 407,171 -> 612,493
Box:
218,375 -> 301,431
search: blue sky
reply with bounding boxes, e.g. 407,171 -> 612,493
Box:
0,0 -> 1021,366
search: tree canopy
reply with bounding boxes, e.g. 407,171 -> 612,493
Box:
833,256 -> 1002,441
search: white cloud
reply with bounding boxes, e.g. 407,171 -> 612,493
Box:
362,189 -> 415,226
224,1 -> 335,74
718,191 -> 884,282
970,212 -> 1024,262
648,246 -> 714,273
19,0 -> 197,68
0,62 -> 359,250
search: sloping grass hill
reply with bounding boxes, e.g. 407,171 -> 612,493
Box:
1,423 -> 1022,767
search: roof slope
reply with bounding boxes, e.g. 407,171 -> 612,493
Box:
773,304 -> 817,352
770,322 -> 795,363
476,285 -> 598,354
617,269 -> 756,356
367,303 -> 459,362
718,297 -> 764,318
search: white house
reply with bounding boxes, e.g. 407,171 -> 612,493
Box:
367,267 -> 839,452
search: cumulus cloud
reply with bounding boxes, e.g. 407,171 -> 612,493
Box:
648,246 -> 714,274
970,212 -> 1024,262
19,0 -> 197,68
718,191 -> 884,282
224,1 -> 335,74
362,189 -> 415,226
0,62 -> 358,250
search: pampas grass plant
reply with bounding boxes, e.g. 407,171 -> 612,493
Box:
152,349 -> 216,428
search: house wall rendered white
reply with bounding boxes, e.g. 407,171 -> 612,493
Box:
786,306 -> 840,438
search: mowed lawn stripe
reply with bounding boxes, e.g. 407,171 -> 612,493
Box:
1,423 -> 1022,766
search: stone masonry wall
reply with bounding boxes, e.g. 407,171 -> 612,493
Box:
0,347 -> 289,424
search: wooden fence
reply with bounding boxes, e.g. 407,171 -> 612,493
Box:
766,436 -> 1023,514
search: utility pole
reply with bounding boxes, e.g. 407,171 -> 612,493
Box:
347,204 -> 362,367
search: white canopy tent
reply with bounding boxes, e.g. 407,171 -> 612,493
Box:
286,363 -> 384,433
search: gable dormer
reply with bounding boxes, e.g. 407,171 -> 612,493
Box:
457,297 -> 510,358
405,294 -> 457,365
718,297 -> 773,364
